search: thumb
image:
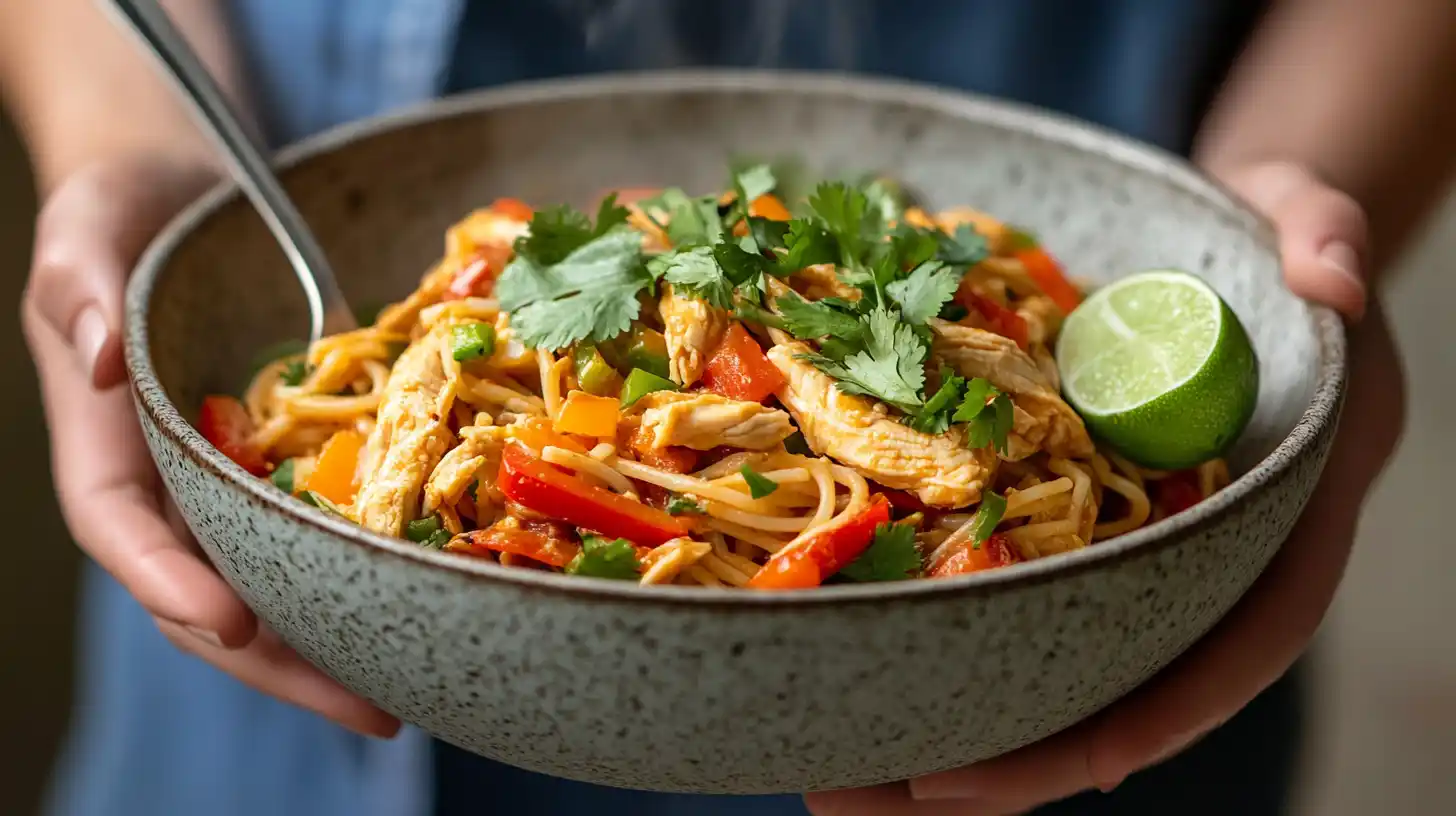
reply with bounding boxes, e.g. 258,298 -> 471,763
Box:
24,158 -> 217,389
1218,161 -> 1370,321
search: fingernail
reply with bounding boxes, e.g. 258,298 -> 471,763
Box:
184,625 -> 224,649
909,773 -> 981,801
71,307 -> 109,378
1319,241 -> 1365,289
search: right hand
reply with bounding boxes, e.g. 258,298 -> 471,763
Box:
22,154 -> 399,738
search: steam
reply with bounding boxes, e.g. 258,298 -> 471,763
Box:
546,0 -> 867,69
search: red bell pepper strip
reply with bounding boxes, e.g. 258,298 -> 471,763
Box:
497,443 -> 690,547
877,487 -> 930,513
197,395 -> 268,476
1156,470 -> 1203,517
1015,247 -> 1082,315
960,290 -> 1030,350
452,518 -> 581,568
701,323 -> 786,403
748,494 -> 892,590
930,532 -> 1021,577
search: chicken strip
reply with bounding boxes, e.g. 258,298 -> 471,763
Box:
353,321 -> 461,535
660,284 -> 728,387
767,341 -> 997,508
423,424 -> 507,516
635,391 -> 794,451
929,319 -> 1094,460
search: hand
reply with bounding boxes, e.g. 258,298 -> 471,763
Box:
22,155 -> 399,738
806,161 -> 1404,815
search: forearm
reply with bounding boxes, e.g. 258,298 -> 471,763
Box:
0,0 -> 249,192
1195,0 -> 1456,275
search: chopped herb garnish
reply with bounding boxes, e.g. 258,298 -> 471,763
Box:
783,431 -> 812,456
885,260 -> 961,326
495,226 -> 652,351
954,378 -> 1014,454
514,194 -> 630,266
405,515 -> 443,543
732,299 -> 787,330
734,164 -> 778,210
904,368 -> 966,435
299,490 -> 344,516
774,292 -> 865,341
279,358 -> 310,387
450,322 -> 496,362
862,177 -> 908,224
778,218 -> 839,273
666,494 -> 704,516
565,535 -> 642,580
939,302 -> 970,322
1005,226 -> 1040,251
799,306 -> 926,414
270,459 -> 296,494
466,480 -> 479,501
935,224 -> 990,266
748,216 -> 789,252
739,465 -> 779,499
653,239 -> 777,311
838,522 -> 922,582
968,492 -> 1008,548
639,188 -> 726,248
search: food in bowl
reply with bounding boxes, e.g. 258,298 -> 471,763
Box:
195,166 -> 1255,589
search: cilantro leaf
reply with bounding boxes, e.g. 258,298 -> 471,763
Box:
808,181 -> 878,266
886,260 -> 961,326
968,491 -> 1007,548
565,535 -> 641,580
666,494 -> 704,516
514,198 -> 625,265
739,465 -> 779,499
713,241 -> 775,289
280,358 -> 310,387
774,293 -> 865,341
734,164 -> 778,207
905,368 -> 966,435
496,229 -> 651,350
953,378 -> 994,423
936,224 -> 990,266
639,188 -> 724,248
838,522 -> 922,582
783,431 -> 812,455
749,216 -> 789,251
779,218 -> 839,272
801,306 -> 926,413
732,299 -> 787,330
889,225 -> 941,271
270,459 -> 296,494
654,246 -> 734,309
862,178 -> 907,225
956,379 -> 1014,454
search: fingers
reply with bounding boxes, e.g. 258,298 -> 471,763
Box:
1219,161 -> 1370,320
157,620 -> 401,738
23,158 -> 216,388
25,303 -> 255,646
807,782 -> 1024,816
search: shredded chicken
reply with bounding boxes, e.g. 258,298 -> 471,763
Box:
659,284 -> 728,387
423,424 -> 507,516
789,263 -> 861,301
928,319 -> 1094,460
353,321 -> 461,535
767,341 -> 997,508
634,391 -> 794,451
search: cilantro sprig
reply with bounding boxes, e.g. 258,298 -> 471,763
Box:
495,199 -> 653,350
739,465 -> 779,499
799,306 -> 927,414
565,535 -> 642,580
838,522 -> 923,582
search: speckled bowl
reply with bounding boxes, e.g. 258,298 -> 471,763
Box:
125,72 -> 1344,794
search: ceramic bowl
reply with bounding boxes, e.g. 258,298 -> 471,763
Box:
125,71 -> 1344,794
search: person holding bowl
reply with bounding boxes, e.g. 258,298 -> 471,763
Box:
3,1 -> 1444,814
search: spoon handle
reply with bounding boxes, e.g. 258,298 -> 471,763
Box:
104,0 -> 356,341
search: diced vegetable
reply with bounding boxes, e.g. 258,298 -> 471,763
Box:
507,416 -> 590,455
573,344 -> 624,397
446,256 -> 491,300
197,395 -> 268,476
748,193 -> 791,222
625,422 -> 699,473
748,494 -> 891,589
301,429 -> 364,505
961,290 -> 1029,350
619,326 -> 671,381
497,443 -> 690,547
1015,246 -> 1082,314
405,515 -> 442,542
554,391 -> 621,438
565,535 -> 642,580
739,465 -> 778,499
457,519 -> 581,567
451,322 -> 496,362
1156,470 -> 1203,517
878,487 -> 929,513
620,368 -> 679,408
666,494 -> 704,516
490,196 -> 535,222
701,323 -> 785,403
930,532 -> 1021,576
270,459 -> 296,494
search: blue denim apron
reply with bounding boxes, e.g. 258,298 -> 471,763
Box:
46,2 -> 1298,814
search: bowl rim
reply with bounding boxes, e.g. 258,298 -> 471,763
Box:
125,69 -> 1346,608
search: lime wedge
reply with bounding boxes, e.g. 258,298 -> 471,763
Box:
1056,269 -> 1258,470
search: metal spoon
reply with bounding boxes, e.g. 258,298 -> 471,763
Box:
105,0 -> 356,343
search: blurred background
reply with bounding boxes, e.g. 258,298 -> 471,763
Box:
0,105 -> 1451,814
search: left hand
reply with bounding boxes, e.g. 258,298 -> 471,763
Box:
805,161 -> 1403,815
